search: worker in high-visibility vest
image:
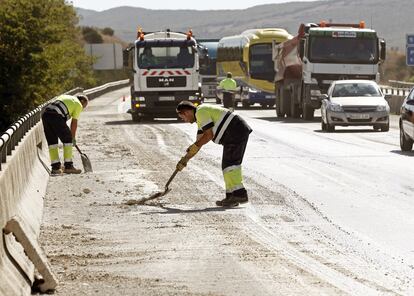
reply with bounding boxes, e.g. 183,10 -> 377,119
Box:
218,72 -> 237,110
176,101 -> 252,207
42,94 -> 88,175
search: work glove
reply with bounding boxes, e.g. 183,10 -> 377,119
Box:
186,143 -> 200,158
176,157 -> 188,172
72,138 -> 77,146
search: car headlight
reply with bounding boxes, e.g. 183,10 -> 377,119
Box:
248,88 -> 258,93
376,105 -> 387,112
329,103 -> 343,112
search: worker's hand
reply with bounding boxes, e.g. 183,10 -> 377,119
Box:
72,138 -> 77,146
176,158 -> 188,171
186,144 -> 200,158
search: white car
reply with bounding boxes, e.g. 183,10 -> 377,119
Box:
320,80 -> 390,132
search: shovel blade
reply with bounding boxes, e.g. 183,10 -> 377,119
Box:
81,154 -> 93,172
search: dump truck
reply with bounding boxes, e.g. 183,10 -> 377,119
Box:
124,29 -> 202,121
273,21 -> 386,120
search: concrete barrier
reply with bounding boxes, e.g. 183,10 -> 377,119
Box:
0,80 -> 130,295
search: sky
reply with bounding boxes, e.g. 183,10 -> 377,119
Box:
69,0 -> 319,11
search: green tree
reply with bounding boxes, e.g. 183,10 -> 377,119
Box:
82,26 -> 103,43
102,27 -> 114,36
0,0 -> 96,131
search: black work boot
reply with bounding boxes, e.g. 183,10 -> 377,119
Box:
63,162 -> 81,174
231,189 -> 248,204
51,163 -> 62,175
216,193 -> 239,207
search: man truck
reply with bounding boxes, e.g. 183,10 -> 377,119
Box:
273,21 -> 386,120
124,29 -> 202,121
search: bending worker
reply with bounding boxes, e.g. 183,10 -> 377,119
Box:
218,72 -> 237,110
176,101 -> 252,207
42,94 -> 88,175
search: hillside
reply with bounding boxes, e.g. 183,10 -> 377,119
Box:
76,0 -> 414,50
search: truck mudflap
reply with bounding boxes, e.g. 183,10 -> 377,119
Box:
130,91 -> 202,120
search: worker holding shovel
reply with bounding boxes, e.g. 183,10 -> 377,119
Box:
176,101 -> 252,207
42,94 -> 88,175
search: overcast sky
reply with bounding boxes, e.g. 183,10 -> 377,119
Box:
69,0 -> 320,11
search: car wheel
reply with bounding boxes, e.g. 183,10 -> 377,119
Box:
373,125 -> 380,131
380,123 -> 389,132
326,122 -> 335,132
400,125 -> 413,151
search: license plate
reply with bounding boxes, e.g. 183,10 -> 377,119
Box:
265,95 -> 275,99
159,96 -> 174,101
348,113 -> 370,119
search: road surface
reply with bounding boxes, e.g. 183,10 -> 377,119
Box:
39,88 -> 414,295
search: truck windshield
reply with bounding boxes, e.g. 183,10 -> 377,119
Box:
249,43 -> 275,82
309,37 -> 378,64
137,46 -> 195,69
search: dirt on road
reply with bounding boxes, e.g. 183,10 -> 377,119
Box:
38,90 -> 410,296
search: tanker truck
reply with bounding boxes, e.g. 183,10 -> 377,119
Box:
272,21 -> 386,120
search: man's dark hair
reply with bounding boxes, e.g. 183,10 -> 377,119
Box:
176,101 -> 196,112
76,94 -> 89,104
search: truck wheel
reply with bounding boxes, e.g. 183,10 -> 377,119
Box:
131,113 -> 142,122
321,120 -> 327,131
275,91 -> 284,117
291,102 -> 300,118
302,102 -> 314,120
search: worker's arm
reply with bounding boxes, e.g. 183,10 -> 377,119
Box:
195,128 -> 214,148
70,119 -> 78,140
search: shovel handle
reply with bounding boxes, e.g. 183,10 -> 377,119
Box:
74,144 -> 82,154
164,169 -> 179,191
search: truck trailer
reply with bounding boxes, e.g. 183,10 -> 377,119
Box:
272,21 -> 386,120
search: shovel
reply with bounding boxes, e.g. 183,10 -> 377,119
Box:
74,144 -> 93,173
131,155 -> 188,205
140,168 -> 180,203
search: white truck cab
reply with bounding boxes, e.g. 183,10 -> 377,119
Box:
126,29 -> 202,121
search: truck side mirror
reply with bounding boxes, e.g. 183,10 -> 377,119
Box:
299,39 -> 305,59
380,39 -> 386,61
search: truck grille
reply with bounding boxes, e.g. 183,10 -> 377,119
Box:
147,76 -> 186,88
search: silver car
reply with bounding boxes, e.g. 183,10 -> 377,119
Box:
320,80 -> 390,132
399,87 -> 414,151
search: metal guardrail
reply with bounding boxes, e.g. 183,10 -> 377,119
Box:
380,85 -> 411,97
0,80 -> 129,171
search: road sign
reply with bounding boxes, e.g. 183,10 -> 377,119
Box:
406,34 -> 414,66
407,46 -> 414,66
407,34 -> 414,46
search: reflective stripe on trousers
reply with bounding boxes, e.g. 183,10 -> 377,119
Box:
221,137 -> 249,194
223,165 -> 244,193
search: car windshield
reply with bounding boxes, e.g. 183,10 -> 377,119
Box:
332,83 -> 381,97
137,46 -> 195,69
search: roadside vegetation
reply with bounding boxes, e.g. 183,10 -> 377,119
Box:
0,0 -> 96,131
381,49 -> 414,83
